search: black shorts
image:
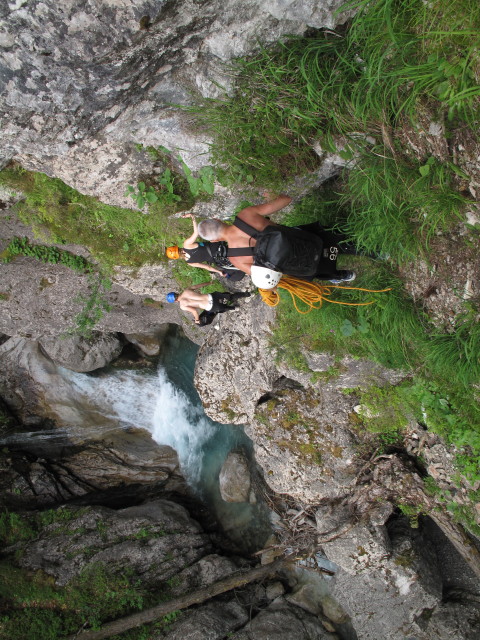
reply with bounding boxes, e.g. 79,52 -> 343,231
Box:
297,223 -> 340,279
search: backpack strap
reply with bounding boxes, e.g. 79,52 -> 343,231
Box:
227,246 -> 255,257
227,217 -> 258,256
233,217 -> 259,238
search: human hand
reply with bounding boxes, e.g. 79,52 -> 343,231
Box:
261,190 -> 276,201
182,213 -> 194,219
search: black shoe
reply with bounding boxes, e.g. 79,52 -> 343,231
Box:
329,270 -> 356,284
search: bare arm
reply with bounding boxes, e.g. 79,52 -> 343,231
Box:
182,213 -> 199,249
239,194 -> 292,218
181,304 -> 201,323
188,262 -> 225,275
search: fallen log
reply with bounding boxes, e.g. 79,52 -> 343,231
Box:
68,557 -> 289,640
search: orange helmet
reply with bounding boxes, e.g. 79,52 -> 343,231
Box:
166,245 -> 180,259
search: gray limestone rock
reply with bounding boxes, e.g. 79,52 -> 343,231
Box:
426,599 -> 480,640
195,295 -> 278,424
0,249 -> 199,340
161,601 -> 249,640
0,429 -> 185,509
219,451 -> 252,503
38,332 -> 123,372
17,499 -> 211,586
322,522 -> 442,640
229,598 -> 337,639
249,384 -> 361,504
1,0 -> 351,207
167,554 -> 240,597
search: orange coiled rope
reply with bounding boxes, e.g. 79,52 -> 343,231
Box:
259,276 -> 392,314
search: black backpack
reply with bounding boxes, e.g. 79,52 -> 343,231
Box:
228,218 -> 323,277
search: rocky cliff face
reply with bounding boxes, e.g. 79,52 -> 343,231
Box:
193,294 -> 480,640
2,2 -> 480,639
0,497 -> 347,639
1,0 -> 350,207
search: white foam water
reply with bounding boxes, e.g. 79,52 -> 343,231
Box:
45,365 -> 218,487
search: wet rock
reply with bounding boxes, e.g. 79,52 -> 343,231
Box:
167,554 -> 239,597
286,581 -> 324,616
266,580 -> 285,601
426,598 -> 480,640
124,328 -> 170,356
229,598 -> 337,639
162,600 -> 249,640
219,451 -> 251,503
38,332 -> 123,372
0,430 -> 185,509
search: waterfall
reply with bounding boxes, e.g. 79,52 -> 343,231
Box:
150,368 -> 217,484
1,329 -> 273,551
26,364 -> 222,487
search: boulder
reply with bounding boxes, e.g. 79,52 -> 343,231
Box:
229,598 -> 337,640
219,451 -> 252,503
124,328 -> 170,357
161,601 -> 249,640
0,430 -> 186,509
322,521 -> 443,640
17,499 -> 211,587
39,332 -> 123,372
195,296 -> 278,425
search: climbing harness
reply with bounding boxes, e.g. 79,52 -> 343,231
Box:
258,276 -> 392,314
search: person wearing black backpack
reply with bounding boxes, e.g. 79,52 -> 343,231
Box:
165,213 -> 245,282
197,194 -> 357,288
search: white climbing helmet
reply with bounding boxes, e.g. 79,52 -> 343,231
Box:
250,265 -> 282,289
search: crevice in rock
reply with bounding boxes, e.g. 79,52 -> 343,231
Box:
272,375 -> 305,392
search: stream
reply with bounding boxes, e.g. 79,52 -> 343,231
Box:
1,327 -> 272,552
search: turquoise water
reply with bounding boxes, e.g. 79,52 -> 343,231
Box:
0,327 -> 272,552
155,326 -> 272,552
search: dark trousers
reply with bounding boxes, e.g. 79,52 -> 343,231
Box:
198,292 -> 250,326
210,291 -> 250,313
298,223 -> 361,280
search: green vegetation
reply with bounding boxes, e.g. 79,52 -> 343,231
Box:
191,0 -> 480,189
189,0 -> 479,491
339,154 -> 468,264
66,274 -> 113,338
398,503 -> 423,528
2,237 -> 93,272
0,165 -> 193,268
124,146 -> 215,209
0,561 -> 148,639
0,507 -> 91,545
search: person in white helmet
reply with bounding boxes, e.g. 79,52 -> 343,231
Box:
197,193 -> 357,287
